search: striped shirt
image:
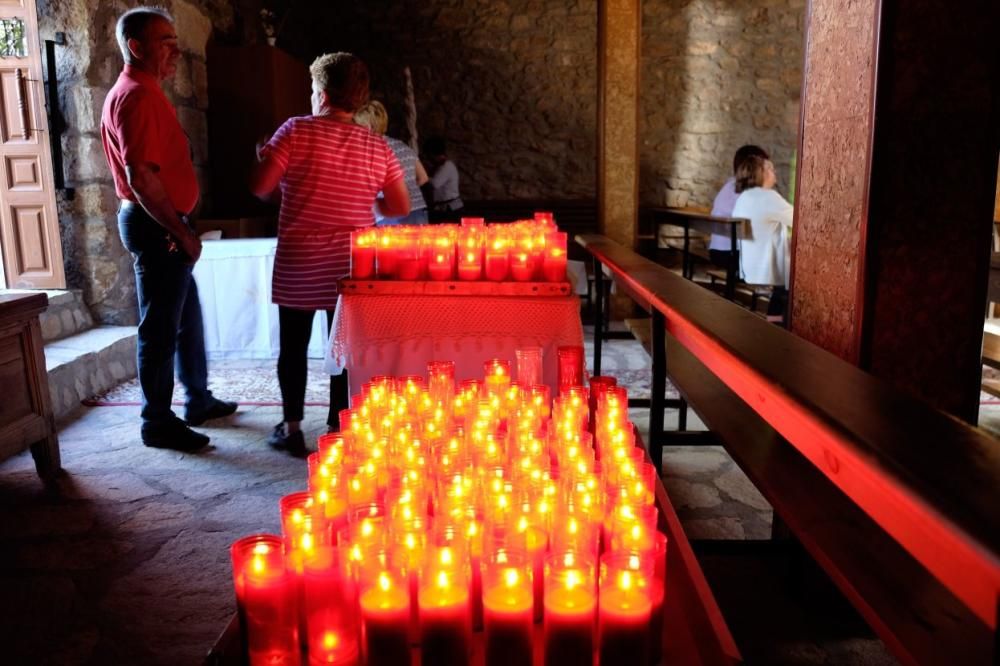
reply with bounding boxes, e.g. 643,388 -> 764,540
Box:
262,115 -> 403,310
385,137 -> 426,211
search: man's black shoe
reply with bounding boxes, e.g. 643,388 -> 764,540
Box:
184,398 -> 239,426
142,419 -> 210,452
267,423 -> 308,458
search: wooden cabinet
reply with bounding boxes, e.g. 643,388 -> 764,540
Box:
206,44 -> 311,219
0,292 -> 59,481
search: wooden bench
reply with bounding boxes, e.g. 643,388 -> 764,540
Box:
577,233 -> 1000,665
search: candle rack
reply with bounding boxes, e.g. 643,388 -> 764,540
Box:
213,362 -> 739,666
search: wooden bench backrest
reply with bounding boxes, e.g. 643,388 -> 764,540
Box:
575,233 -> 1000,636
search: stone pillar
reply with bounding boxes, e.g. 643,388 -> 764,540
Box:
598,0 -> 640,248
791,0 -> 999,422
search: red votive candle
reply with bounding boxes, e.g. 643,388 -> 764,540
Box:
419,545 -> 472,666
428,235 -> 455,280
534,211 -> 555,226
428,360 -> 457,404
397,230 -> 423,280
516,517 -> 547,621
457,249 -> 483,281
230,534 -> 300,666
557,346 -> 585,393
509,250 -> 537,282
484,358 -> 511,386
482,549 -> 534,666
358,551 -> 410,666
302,546 -> 359,666
484,232 -> 509,281
457,228 -> 483,280
376,230 -> 398,279
542,232 -> 568,282
543,551 -> 596,666
350,229 -> 376,280
598,551 -> 653,666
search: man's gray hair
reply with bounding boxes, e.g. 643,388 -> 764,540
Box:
115,7 -> 173,61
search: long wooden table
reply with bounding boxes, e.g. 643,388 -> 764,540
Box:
204,434 -> 742,665
576,233 -> 1000,664
643,207 -> 750,300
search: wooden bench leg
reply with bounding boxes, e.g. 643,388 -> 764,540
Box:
592,256 -> 604,377
649,310 -> 666,472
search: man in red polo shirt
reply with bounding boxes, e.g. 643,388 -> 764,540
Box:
101,7 -> 236,451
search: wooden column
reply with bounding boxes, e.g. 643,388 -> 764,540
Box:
790,0 -> 999,423
597,0 -> 640,249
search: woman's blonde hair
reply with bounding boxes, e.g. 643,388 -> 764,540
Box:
354,100 -> 388,135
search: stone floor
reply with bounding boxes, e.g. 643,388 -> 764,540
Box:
0,334 -> 895,665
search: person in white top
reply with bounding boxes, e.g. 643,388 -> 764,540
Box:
708,145 -> 770,268
731,154 -> 794,321
425,135 -> 463,221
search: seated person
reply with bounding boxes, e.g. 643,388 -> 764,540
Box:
709,144 -> 770,268
731,154 -> 793,322
424,136 -> 463,221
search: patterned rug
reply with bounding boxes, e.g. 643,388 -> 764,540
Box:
85,359 -> 668,406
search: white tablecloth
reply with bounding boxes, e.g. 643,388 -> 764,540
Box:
193,238 -> 327,359
328,292 -> 584,394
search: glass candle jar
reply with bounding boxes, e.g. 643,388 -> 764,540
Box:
230,533 -> 298,666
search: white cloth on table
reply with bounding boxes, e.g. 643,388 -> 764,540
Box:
327,293 -> 584,393
193,238 -> 327,359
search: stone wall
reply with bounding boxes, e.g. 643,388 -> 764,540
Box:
36,0 -> 233,324
640,0 -> 805,208
288,1 -> 599,201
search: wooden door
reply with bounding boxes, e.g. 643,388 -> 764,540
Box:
0,0 -> 63,289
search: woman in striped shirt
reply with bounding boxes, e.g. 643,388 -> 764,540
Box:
354,100 -> 429,225
251,52 -> 409,456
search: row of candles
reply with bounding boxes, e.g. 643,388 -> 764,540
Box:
230,353 -> 667,666
350,213 -> 568,283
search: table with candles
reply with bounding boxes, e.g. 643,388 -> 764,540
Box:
211,352 -> 739,666
327,214 -> 584,394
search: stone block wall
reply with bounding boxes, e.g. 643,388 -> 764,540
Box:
641,0 -> 805,208
303,0 -> 599,201
36,0 -> 232,324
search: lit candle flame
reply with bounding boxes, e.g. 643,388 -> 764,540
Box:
436,570 -> 450,589
504,568 -> 520,587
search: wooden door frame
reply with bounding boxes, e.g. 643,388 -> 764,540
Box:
0,0 -> 65,290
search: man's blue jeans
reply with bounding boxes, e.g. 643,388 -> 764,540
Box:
118,203 -> 212,424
